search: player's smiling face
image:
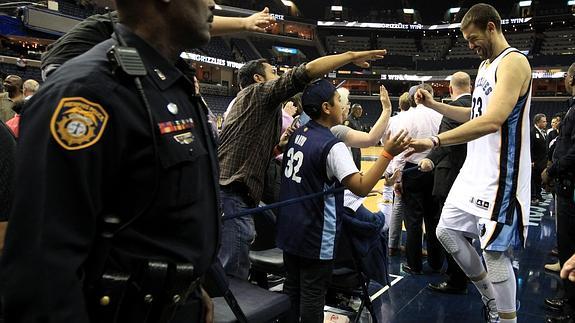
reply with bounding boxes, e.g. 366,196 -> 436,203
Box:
462,24 -> 494,60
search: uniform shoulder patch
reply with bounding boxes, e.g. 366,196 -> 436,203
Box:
50,97 -> 109,150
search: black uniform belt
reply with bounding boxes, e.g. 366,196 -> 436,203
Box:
86,260 -> 201,323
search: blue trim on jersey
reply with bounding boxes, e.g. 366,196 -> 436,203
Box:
320,183 -> 337,260
494,94 -> 528,224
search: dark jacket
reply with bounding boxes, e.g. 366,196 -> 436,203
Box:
426,94 -> 472,198
549,98 -> 575,189
531,125 -> 548,165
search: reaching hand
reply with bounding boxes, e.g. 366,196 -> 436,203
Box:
408,138 -> 433,155
414,89 -> 435,107
561,253 -> 575,282
351,50 -> 387,68
201,288 -> 214,323
418,158 -> 434,172
279,124 -> 297,149
244,7 -> 276,33
379,85 -> 391,111
383,129 -> 411,157
383,169 -> 401,186
283,101 -> 297,117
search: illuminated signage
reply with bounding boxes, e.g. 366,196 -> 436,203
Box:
319,17 -> 532,31
180,52 -> 245,69
274,46 -> 298,54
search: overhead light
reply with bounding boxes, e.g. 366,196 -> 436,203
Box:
282,0 -> 293,7
403,8 -> 415,14
331,5 -> 343,12
569,0 -> 575,5
519,1 -> 532,7
214,4 -> 222,9
449,7 -> 461,13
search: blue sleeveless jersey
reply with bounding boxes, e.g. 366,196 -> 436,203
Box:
277,120 -> 345,260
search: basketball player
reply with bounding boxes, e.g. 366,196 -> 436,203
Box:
409,4 -> 532,323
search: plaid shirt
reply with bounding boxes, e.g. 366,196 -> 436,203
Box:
218,64 -> 311,203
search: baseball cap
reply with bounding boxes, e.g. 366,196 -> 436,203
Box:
302,79 -> 337,117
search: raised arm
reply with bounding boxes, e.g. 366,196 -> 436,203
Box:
415,90 -> 471,123
343,130 -> 410,197
410,53 -> 531,152
343,85 -> 392,148
211,7 -> 275,36
305,50 -> 387,80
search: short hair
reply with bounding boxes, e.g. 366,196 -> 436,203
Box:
417,83 -> 434,98
461,3 -> 502,32
450,72 -> 471,91
5,75 -> 23,88
23,79 -> 40,94
398,92 -> 410,111
533,113 -> 546,124
351,103 -> 362,111
238,59 -> 267,89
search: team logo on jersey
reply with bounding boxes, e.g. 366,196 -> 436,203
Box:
50,97 -> 109,150
470,197 -> 490,210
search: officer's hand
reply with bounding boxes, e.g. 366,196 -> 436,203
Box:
419,158 -> 434,172
243,7 -> 276,32
201,288 -> 214,323
561,253 -> 575,282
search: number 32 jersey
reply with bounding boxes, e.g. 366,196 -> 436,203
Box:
446,47 -> 532,226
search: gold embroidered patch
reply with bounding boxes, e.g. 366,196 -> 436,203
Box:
50,97 -> 109,150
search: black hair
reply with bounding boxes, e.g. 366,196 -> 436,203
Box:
238,59 -> 267,89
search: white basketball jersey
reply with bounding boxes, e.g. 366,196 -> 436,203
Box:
446,47 -> 532,227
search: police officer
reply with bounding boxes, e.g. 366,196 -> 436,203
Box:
344,103 -> 367,169
542,62 -> 575,323
1,0 -> 220,322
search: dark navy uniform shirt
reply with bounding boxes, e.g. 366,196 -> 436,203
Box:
277,120 -> 345,260
0,24 -> 220,322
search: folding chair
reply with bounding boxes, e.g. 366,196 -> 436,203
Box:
205,260 -> 291,323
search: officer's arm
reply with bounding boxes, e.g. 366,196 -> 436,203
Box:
435,53 -> 531,147
548,126 -> 575,178
1,85 -> 110,322
211,8 -> 275,36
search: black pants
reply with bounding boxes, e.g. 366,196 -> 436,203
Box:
531,161 -> 546,200
556,193 -> 575,309
437,197 -> 470,288
351,147 -> 362,171
283,252 -> 333,323
402,162 -> 443,271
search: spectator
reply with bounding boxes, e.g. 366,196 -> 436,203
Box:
0,75 -> 23,122
531,113 -> 548,205
344,103 -> 368,169
217,50 -> 387,279
396,83 -> 443,275
542,62 -> 575,323
6,79 -> 40,137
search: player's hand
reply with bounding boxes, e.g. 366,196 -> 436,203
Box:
561,253 -> 575,282
418,158 -> 434,172
379,85 -> 392,112
243,7 -> 276,33
384,169 -> 401,186
407,138 -> 433,156
201,288 -> 214,323
351,50 -> 387,68
414,89 -> 436,108
383,129 -> 411,157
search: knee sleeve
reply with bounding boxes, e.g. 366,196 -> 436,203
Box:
436,226 -> 460,254
483,251 -> 510,283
